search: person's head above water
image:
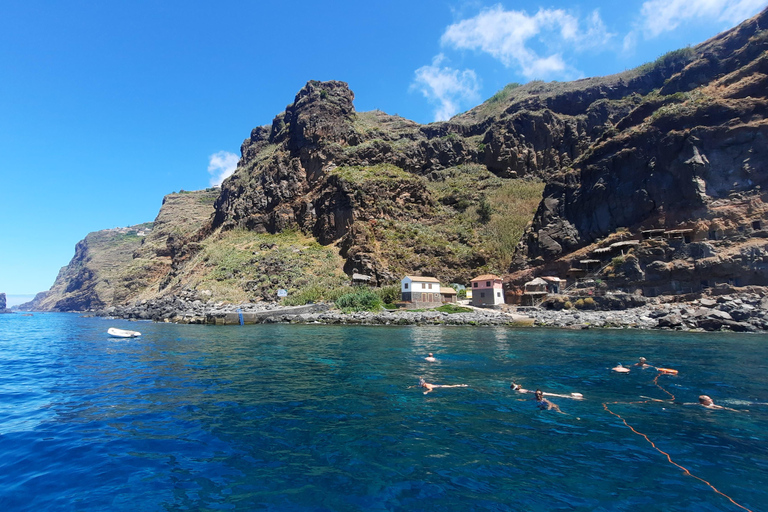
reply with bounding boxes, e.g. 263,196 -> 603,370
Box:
639,357 -> 647,364
534,389 -> 544,400
699,395 -> 714,406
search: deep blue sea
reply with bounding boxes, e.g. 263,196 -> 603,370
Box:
1,313 -> 767,511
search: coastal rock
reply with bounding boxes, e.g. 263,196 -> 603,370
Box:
516,9 -> 768,283
657,313 -> 684,329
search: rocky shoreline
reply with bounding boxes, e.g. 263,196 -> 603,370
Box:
94,290 -> 768,332
528,293 -> 768,332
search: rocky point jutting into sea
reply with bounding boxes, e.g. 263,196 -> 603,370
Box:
21,8 -> 768,331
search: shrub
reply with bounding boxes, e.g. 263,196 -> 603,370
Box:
335,288 -> 382,312
477,197 -> 493,224
375,285 -> 400,304
282,285 -> 324,306
435,304 -> 472,314
575,297 -> 596,310
611,256 -> 625,268
564,301 -> 573,309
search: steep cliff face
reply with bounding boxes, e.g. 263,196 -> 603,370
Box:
33,190 -> 217,311
205,52 -> 696,284
34,224 -> 152,311
517,9 -> 768,266
34,8 -> 768,307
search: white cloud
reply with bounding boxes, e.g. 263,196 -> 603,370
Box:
412,54 -> 481,121
440,5 -> 613,79
207,151 -> 239,187
623,31 -> 639,54
639,0 -> 767,38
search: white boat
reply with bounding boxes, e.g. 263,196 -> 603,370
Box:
108,327 -> 141,338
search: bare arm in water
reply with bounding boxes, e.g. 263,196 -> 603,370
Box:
420,379 -> 468,395
512,382 -> 583,399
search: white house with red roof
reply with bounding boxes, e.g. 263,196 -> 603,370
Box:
470,274 -> 504,306
401,276 -> 443,306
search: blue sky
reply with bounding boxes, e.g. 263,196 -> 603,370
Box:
1,0 -> 766,297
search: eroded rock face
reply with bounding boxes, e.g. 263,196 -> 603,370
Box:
518,10 -> 768,265
207,56 -> 692,280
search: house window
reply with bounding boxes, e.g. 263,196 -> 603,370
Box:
753,220 -> 762,230
404,283 -> 409,289
497,292 -> 501,297
473,282 -> 478,288
480,292 -> 485,298
422,283 -> 426,289
486,281 -> 491,287
428,283 -> 432,289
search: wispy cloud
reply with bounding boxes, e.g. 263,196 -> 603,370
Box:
207,151 -> 239,187
412,54 -> 481,121
638,0 -> 766,38
440,5 -> 613,80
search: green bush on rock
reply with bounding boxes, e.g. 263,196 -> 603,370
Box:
335,288 -> 383,313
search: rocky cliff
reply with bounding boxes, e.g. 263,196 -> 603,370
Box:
32,8 -> 768,311
31,190 -> 217,311
508,8 -> 768,296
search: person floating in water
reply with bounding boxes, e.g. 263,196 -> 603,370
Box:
419,378 -> 468,395
696,395 -> 742,412
424,353 -> 436,362
511,382 -> 583,399
611,364 -> 630,373
534,389 -> 564,414
634,357 -> 652,368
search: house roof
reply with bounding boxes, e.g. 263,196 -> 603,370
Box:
610,240 -> 640,249
352,273 -> 371,281
403,275 -> 441,283
541,276 -> 561,282
525,277 -> 548,286
440,287 -> 457,294
470,274 -> 501,282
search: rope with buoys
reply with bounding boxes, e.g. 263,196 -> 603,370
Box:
603,370 -> 753,512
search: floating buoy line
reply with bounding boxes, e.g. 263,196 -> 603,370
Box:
602,369 -> 753,512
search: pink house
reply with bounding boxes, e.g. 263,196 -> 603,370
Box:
470,274 -> 504,306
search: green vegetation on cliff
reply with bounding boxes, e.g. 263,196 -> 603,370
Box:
179,228 -> 348,303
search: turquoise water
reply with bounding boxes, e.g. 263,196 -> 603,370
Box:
1,313 -> 767,511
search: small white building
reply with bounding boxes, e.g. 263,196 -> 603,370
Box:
401,276 -> 443,306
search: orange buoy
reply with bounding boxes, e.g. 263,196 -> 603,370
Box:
657,368 -> 678,375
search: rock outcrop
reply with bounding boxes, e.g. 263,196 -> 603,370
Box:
32,8 -> 768,314
33,190 -> 217,311
517,9 -> 768,267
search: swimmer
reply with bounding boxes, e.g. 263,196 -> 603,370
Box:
634,357 -> 652,368
534,389 -> 564,414
511,382 -> 530,393
419,378 -> 468,395
511,382 -> 583,399
424,353 -> 437,362
696,395 -> 742,412
611,364 -> 630,373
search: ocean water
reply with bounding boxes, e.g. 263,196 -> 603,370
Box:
1,313 -> 767,511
